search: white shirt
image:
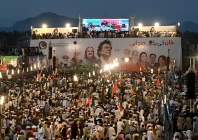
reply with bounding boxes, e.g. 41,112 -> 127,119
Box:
28,137 -> 35,140
62,100 -> 66,107
173,132 -> 181,140
147,130 -> 154,140
38,127 -> 44,134
117,121 -> 124,134
122,101 -> 128,109
186,130 -> 192,139
107,127 -> 115,137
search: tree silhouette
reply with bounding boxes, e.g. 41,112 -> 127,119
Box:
0,30 -> 30,46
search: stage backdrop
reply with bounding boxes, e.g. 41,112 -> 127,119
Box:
30,38 -> 182,71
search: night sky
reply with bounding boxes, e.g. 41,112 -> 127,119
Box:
0,0 -> 197,27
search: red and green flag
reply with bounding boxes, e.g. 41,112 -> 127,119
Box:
131,89 -> 136,95
119,103 -> 123,112
36,74 -> 41,82
156,70 -> 161,87
119,72 -> 122,86
112,79 -> 117,97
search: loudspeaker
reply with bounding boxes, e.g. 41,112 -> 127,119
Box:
187,72 -> 195,99
73,41 -> 77,45
24,55 -> 29,68
53,56 -> 56,71
167,57 -> 170,71
48,47 -> 52,59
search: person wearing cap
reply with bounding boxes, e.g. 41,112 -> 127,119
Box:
117,119 -> 124,136
147,127 -> 154,140
106,124 -> 115,138
142,132 -> 147,140
38,124 -> 44,140
31,125 -> 37,132
26,126 -> 33,139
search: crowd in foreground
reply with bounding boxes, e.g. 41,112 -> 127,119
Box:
0,67 -> 198,140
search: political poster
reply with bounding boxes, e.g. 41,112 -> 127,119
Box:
30,37 -> 182,71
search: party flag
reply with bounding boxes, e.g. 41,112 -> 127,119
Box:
119,72 -> 122,86
131,89 -> 136,95
37,74 -> 41,82
112,80 -> 117,97
119,103 -> 123,112
156,77 -> 160,86
86,97 -> 91,106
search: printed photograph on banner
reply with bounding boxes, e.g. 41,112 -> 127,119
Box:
39,55 -> 47,68
30,38 -> 181,71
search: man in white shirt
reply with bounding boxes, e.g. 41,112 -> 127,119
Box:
186,130 -> 192,139
122,100 -> 128,109
107,124 -> 115,138
173,132 -> 181,140
117,120 -> 124,136
147,127 -> 154,140
37,124 -> 44,140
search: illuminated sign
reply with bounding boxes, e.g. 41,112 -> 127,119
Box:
82,19 -> 129,31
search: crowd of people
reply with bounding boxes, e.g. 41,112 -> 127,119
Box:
31,30 -> 178,40
0,66 -> 198,140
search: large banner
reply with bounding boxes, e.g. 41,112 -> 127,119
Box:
0,56 -> 19,70
30,38 -> 182,71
